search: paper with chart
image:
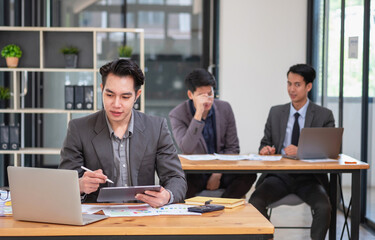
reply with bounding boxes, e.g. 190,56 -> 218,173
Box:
102,204 -> 159,217
155,204 -> 200,215
94,204 -> 201,217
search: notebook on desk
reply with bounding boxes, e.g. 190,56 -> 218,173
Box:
282,127 -> 344,160
7,166 -> 108,225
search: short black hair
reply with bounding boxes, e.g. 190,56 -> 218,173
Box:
185,68 -> 216,92
287,64 -> 316,85
99,59 -> 144,92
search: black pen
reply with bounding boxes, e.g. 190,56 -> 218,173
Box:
81,166 -> 114,184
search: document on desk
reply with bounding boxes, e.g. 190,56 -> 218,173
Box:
247,154 -> 282,161
86,204 -> 201,217
179,154 -> 218,161
102,204 -> 159,217
213,153 -> 252,161
156,204 -> 201,215
300,159 -> 338,163
180,154 -> 263,161
81,204 -> 107,214
0,190 -> 12,216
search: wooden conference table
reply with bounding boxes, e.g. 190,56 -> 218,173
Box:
180,154 -> 369,240
0,204 -> 273,240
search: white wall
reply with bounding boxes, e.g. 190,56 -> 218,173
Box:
219,0 -> 308,154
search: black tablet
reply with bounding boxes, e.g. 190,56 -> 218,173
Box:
97,185 -> 161,202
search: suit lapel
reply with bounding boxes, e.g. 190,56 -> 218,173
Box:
279,103 -> 290,149
213,101 -> 221,153
186,100 -> 208,153
304,102 -> 315,127
92,111 -> 114,180
129,111 -> 147,186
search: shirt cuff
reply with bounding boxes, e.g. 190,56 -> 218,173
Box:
80,193 -> 87,203
281,148 -> 285,155
166,189 -> 174,204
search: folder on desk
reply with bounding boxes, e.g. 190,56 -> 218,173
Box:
185,196 -> 245,208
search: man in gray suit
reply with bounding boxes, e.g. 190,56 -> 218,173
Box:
169,69 -> 256,198
59,59 -> 186,207
249,64 -> 334,240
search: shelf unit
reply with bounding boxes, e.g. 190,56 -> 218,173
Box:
0,27 -> 145,166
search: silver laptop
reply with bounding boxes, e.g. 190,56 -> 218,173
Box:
283,127 -> 344,160
7,166 -> 108,225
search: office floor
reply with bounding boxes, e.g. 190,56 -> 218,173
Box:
271,204 -> 375,240
245,186 -> 375,240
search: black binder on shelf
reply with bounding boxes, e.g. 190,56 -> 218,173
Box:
74,85 -> 84,110
84,85 -> 93,110
0,125 -> 9,150
9,125 -> 20,150
65,85 -> 74,110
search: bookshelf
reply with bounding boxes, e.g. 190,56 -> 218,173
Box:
0,27 -> 145,166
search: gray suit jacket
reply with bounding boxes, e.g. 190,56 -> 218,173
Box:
259,101 -> 335,153
258,101 -> 335,189
169,99 -> 239,154
59,110 -> 187,203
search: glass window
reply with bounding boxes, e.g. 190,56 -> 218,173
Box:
139,0 -> 164,5
138,11 -> 165,39
342,0 -> 364,208
326,0 -> 341,125
366,0 -> 375,224
166,0 -> 192,6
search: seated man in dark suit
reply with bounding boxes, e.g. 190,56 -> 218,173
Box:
249,64 -> 335,240
59,59 -> 187,207
169,69 -> 256,198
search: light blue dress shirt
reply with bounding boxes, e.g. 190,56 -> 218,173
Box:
282,99 -> 310,154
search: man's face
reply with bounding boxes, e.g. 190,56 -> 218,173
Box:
188,86 -> 214,112
101,73 -> 141,125
287,72 -> 312,106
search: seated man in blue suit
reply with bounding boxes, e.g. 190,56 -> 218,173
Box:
249,64 -> 335,240
59,59 -> 187,207
169,69 -> 256,198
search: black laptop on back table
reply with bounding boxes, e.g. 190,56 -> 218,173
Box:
283,127 -> 344,160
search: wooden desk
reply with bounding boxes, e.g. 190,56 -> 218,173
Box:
0,204 -> 274,240
180,154 -> 369,240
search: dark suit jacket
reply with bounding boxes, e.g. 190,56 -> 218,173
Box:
258,101 -> 335,189
59,110 -> 187,203
169,99 -> 239,154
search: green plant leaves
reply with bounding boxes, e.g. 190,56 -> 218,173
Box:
1,44 -> 22,58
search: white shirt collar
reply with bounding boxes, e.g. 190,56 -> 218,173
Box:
290,99 -> 309,119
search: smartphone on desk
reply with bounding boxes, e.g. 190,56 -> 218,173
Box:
97,185 -> 161,202
188,204 -> 224,213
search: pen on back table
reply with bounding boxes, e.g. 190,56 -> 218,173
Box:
80,166 -> 114,184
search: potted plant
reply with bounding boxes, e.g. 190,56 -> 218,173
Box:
118,45 -> 133,59
0,86 -> 11,108
1,44 -> 22,68
60,46 -> 79,68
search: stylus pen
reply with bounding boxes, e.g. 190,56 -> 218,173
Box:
80,166 -> 114,184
